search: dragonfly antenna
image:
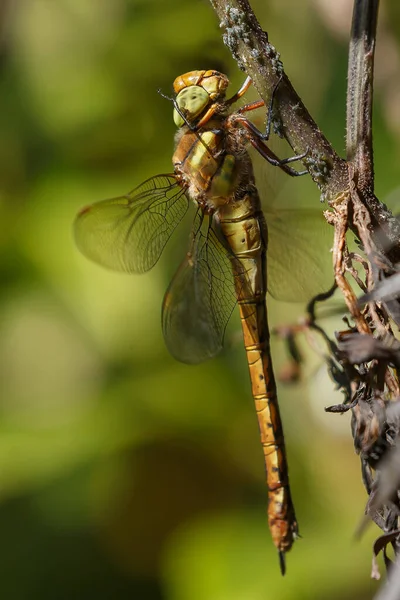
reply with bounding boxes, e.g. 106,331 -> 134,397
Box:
157,88 -> 196,132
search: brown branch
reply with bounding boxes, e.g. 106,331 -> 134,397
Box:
346,0 -> 378,180
209,0 -> 348,200
346,0 -> 400,257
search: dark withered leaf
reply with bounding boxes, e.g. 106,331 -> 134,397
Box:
373,531 -> 399,558
365,442 -> 400,528
370,531 -> 399,583
384,298 -> 400,328
325,402 -> 354,413
359,271 -> 400,326
360,272 -> 400,304
337,333 -> 400,368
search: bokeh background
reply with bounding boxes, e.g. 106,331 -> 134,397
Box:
1,0 -> 400,598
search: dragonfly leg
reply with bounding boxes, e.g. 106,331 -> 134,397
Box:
264,76 -> 283,140
236,99 -> 265,115
195,104 -> 220,128
249,134 -> 309,177
225,75 -> 253,106
231,78 -> 311,176
235,76 -> 283,141
229,113 -> 308,176
257,75 -> 283,141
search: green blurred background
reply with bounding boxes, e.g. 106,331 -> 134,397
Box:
0,0 -> 400,598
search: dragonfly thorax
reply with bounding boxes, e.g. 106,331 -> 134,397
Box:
173,122 -> 245,213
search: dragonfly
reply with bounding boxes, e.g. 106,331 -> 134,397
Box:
74,70 -> 330,574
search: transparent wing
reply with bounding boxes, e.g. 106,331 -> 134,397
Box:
74,174 -> 189,273
266,208 -> 333,302
162,214 -> 237,364
251,146 -> 334,302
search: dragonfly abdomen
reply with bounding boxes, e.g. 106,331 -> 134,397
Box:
239,297 -> 298,555
219,196 -> 298,568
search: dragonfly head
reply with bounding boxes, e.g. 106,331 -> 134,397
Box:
173,70 -> 229,128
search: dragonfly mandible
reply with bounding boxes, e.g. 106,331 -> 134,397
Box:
74,70 -> 328,574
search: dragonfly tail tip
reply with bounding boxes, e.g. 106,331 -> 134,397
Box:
278,550 -> 286,576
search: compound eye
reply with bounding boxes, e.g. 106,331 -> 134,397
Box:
173,86 -> 210,127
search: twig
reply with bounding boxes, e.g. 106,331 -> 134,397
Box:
346,0 -> 377,183
346,0 -> 400,257
209,0 -> 348,200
